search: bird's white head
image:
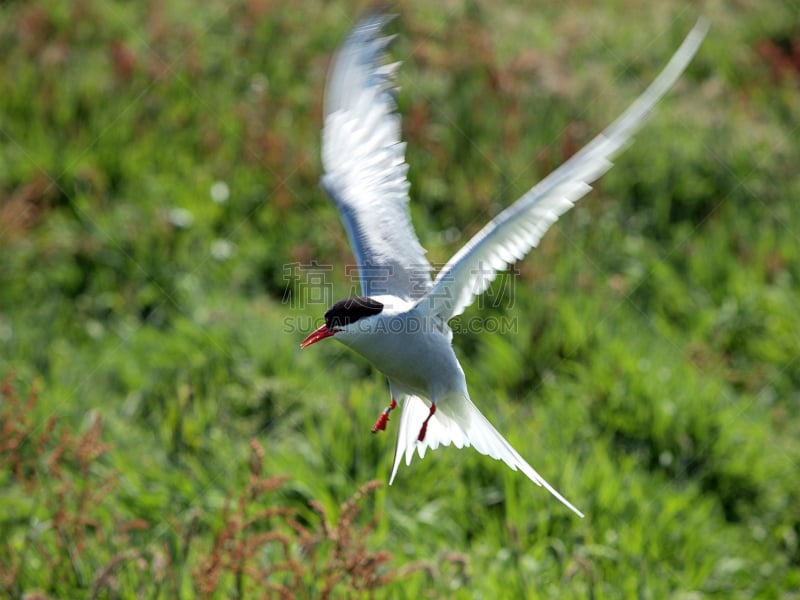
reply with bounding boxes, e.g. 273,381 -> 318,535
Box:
300,296 -> 385,349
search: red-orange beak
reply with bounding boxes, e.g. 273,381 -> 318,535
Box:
300,324 -> 339,349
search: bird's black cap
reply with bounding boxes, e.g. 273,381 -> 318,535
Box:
324,296 -> 384,328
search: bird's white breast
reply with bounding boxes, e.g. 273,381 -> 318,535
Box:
337,311 -> 464,398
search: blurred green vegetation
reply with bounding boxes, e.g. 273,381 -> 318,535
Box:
1,0 -> 799,597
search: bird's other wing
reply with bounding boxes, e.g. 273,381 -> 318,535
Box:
321,11 -> 432,301
389,390 -> 584,517
416,19 -> 709,321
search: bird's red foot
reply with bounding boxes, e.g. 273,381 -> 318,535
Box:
417,403 -> 437,442
371,399 -> 397,433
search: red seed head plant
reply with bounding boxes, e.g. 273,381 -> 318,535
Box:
2,374 -> 458,598
193,439 -> 398,599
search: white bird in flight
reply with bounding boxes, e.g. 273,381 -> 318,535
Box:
301,11 -> 708,517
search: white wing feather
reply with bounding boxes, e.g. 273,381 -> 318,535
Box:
418,19 -> 709,320
390,391 -> 584,517
322,13 -> 432,300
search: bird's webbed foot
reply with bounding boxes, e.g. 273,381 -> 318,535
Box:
417,403 -> 437,442
371,398 -> 397,433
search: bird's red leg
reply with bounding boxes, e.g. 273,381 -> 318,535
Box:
417,403 -> 437,442
371,399 -> 397,433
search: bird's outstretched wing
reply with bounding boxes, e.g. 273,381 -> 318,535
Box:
417,19 -> 709,321
322,12 -> 432,301
390,390 -> 584,517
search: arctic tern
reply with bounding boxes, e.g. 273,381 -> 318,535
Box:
301,11 -> 708,517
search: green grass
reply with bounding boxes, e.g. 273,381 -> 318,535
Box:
2,0 -> 799,597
